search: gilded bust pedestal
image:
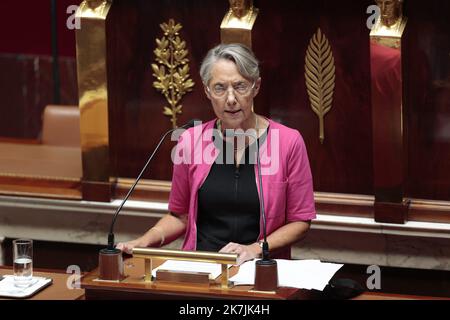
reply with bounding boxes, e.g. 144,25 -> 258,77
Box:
370,0 -> 407,48
220,0 -> 258,48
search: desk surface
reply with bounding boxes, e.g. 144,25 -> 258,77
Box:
0,142 -> 82,179
0,267 -> 85,300
82,258 -> 306,300
0,142 -> 82,199
2,261 -> 447,300
81,257 -> 450,300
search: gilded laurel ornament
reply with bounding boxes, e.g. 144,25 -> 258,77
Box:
152,19 -> 195,128
305,28 -> 336,144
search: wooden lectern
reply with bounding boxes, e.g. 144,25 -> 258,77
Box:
81,255 -> 306,300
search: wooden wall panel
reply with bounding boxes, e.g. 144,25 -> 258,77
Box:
107,0 -> 224,181
404,0 -> 450,201
253,0 -> 373,195
0,54 -> 78,139
2,0 -> 448,205
107,0 -> 375,196
0,0 -> 77,57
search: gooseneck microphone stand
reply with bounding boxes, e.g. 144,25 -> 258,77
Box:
225,128 -> 278,291
98,120 -> 197,281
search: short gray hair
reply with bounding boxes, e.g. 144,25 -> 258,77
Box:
199,43 -> 260,85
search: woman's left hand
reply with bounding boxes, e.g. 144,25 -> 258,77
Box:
219,242 -> 261,265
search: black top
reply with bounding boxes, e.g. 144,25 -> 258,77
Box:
196,124 -> 268,252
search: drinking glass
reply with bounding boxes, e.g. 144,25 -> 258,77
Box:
13,239 -> 33,287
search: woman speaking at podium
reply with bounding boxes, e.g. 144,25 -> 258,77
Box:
117,44 -> 316,265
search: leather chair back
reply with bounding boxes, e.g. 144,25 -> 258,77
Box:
42,105 -> 81,147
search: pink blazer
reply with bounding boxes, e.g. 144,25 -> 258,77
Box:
168,118 -> 316,259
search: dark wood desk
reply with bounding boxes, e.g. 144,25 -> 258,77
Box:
81,257 -> 307,300
0,142 -> 82,199
0,266 -> 85,300
81,257 -> 450,300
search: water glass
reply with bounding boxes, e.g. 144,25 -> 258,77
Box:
13,239 -> 33,287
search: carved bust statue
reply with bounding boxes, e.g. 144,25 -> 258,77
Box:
221,0 -> 258,30
85,0 -> 107,10
376,0 -> 403,27
80,0 -> 110,17
220,0 -> 259,47
371,0 -> 407,41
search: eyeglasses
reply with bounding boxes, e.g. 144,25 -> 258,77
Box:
207,81 -> 255,98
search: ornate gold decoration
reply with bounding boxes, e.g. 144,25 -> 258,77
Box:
305,28 -> 336,144
370,0 -> 407,49
75,1 -> 112,183
152,19 -> 194,128
221,0 -> 258,29
78,0 -> 111,19
374,0 -> 404,28
220,0 -> 259,48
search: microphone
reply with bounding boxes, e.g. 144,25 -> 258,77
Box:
224,128 -> 278,291
107,119 -> 199,250
98,119 -> 199,281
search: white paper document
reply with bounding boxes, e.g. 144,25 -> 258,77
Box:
0,275 -> 52,298
152,260 -> 225,280
230,259 -> 343,291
